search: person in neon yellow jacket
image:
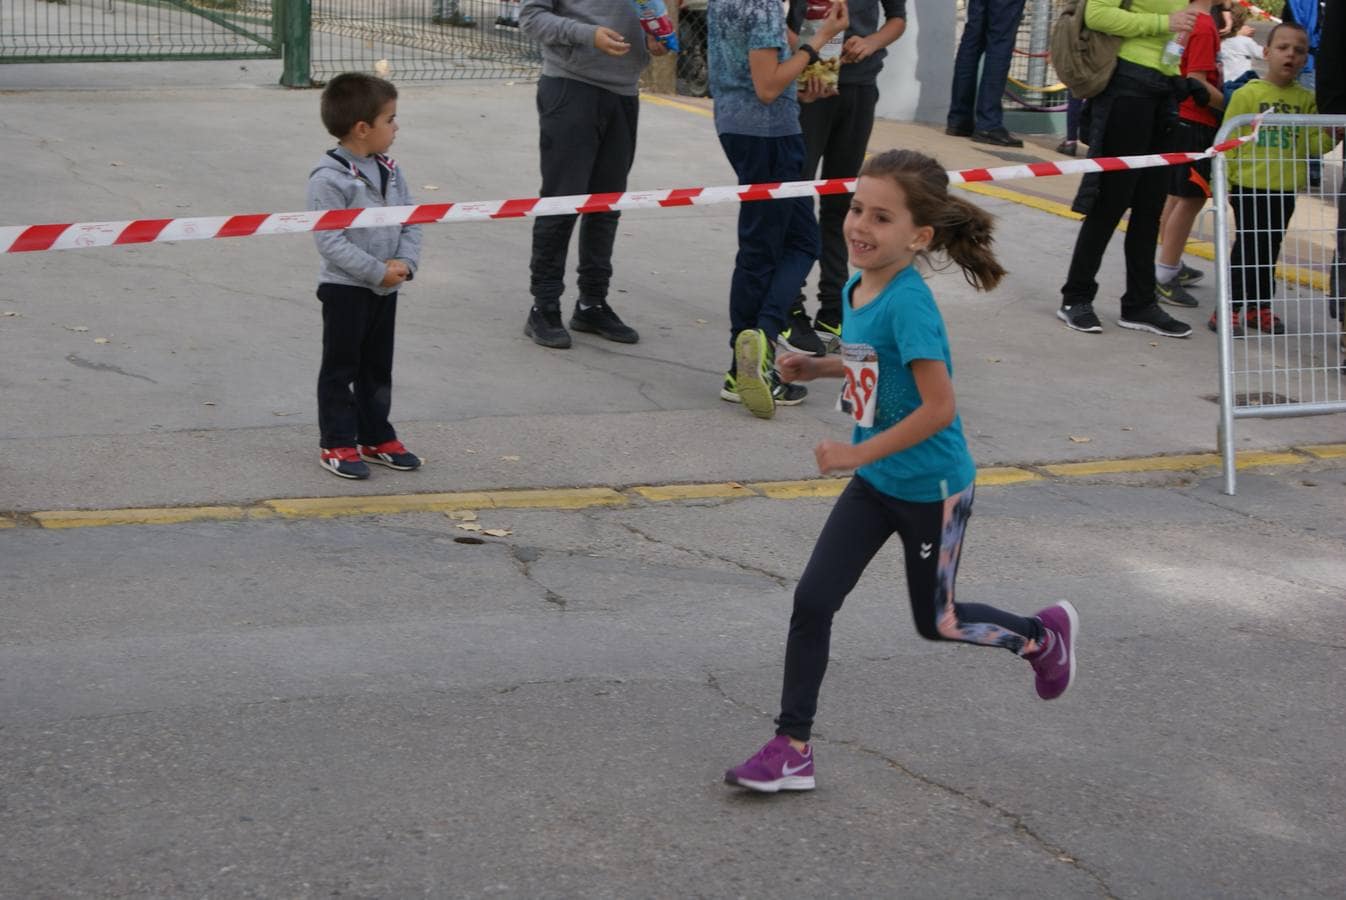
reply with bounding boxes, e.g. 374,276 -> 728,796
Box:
1056,0 -> 1202,341
1216,22 -> 1337,336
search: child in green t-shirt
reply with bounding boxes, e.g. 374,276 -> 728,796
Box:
1217,22 -> 1334,336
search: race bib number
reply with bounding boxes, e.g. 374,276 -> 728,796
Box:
837,343 -> 879,428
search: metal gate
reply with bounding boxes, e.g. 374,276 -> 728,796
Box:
0,0 -> 283,63
1213,112 -> 1346,494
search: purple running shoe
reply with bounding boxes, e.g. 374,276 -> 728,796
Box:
724,735 -> 815,793
1029,601 -> 1079,700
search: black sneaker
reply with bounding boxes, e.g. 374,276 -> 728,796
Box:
814,312 -> 842,353
1117,304 -> 1192,338
570,300 -> 639,344
1156,279 -> 1199,309
1057,302 -> 1103,334
719,372 -> 807,407
779,309 -> 827,356
1177,263 -> 1204,286
524,305 -> 572,349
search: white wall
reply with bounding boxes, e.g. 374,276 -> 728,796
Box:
874,1 -> 955,124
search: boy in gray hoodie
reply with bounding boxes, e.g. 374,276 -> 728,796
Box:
518,0 -> 666,349
307,73 -> 423,480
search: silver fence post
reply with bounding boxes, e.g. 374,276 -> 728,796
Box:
1211,114 -> 1247,496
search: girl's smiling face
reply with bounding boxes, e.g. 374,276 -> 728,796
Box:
843,174 -> 934,274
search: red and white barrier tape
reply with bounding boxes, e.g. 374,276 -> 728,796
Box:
1234,0 -> 1282,23
2,125 -> 1261,254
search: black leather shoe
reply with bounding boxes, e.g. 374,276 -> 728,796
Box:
569,300 -> 639,344
945,124 -> 974,137
971,128 -> 1024,148
524,305 -> 572,349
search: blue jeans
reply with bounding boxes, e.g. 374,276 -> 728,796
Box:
717,132 -> 820,352
946,0 -> 1027,133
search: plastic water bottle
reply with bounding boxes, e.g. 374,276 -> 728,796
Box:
629,0 -> 680,52
1161,31 -> 1189,68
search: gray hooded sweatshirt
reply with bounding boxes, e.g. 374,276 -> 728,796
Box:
307,146 -> 421,297
519,0 -> 650,96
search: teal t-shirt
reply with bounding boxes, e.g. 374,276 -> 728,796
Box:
841,266 -> 976,503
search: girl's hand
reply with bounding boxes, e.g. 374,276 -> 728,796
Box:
594,26 -> 631,56
645,34 -> 669,57
776,351 -> 815,383
814,439 -> 861,475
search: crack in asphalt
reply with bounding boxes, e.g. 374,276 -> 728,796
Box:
505,543 -> 567,611
705,670 -> 1120,899
613,519 -> 791,589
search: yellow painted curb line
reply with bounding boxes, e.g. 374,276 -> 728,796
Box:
1042,450 -> 1303,477
32,505 -> 249,530
750,478 -> 849,499
640,93 -> 713,118
1301,442 -> 1346,459
976,466 -> 1043,486
7,446 -> 1341,530
634,482 -> 753,502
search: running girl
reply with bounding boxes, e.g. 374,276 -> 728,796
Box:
724,149 -> 1079,794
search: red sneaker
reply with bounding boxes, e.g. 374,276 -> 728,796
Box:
1208,310 -> 1245,338
320,446 -> 370,480
1245,307 -> 1285,335
359,439 -> 421,471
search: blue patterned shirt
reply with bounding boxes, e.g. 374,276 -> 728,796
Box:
708,0 -> 802,137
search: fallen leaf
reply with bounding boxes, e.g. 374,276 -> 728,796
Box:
65,325 -> 89,332
93,337 -> 110,344
464,449 -> 478,454
446,510 -> 478,521
500,455 -> 520,461
1120,426 -> 1134,432
1068,435 -> 1092,443
423,184 -> 440,191
203,401 -> 216,406
455,522 -> 482,532
272,411 -> 297,417
109,161 -> 123,167
1150,342 -> 1159,347
483,528 -> 512,537
374,58 -> 391,77
694,318 -> 708,325
3,311 -> 18,317
986,357 -> 1002,363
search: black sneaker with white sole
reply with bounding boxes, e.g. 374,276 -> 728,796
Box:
1057,302 -> 1103,333
570,300 -> 639,344
778,308 -> 827,356
1156,279 -> 1199,308
719,372 -> 808,406
1117,304 -> 1192,338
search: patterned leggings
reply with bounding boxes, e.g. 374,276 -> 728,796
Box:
775,475 -> 1046,742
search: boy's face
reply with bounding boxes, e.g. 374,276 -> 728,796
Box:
363,99 -> 399,154
1263,29 -> 1309,85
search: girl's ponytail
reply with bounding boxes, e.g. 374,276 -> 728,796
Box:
858,150 -> 1006,292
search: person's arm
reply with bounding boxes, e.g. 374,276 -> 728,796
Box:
814,358 -> 956,474
841,15 -> 906,63
517,0 -> 596,47
777,352 -> 845,382
308,171 -> 389,288
1084,0 -> 1195,37
393,172 -> 421,277
750,0 -> 848,104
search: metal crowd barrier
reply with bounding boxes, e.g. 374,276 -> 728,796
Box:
1212,112 -> 1346,494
